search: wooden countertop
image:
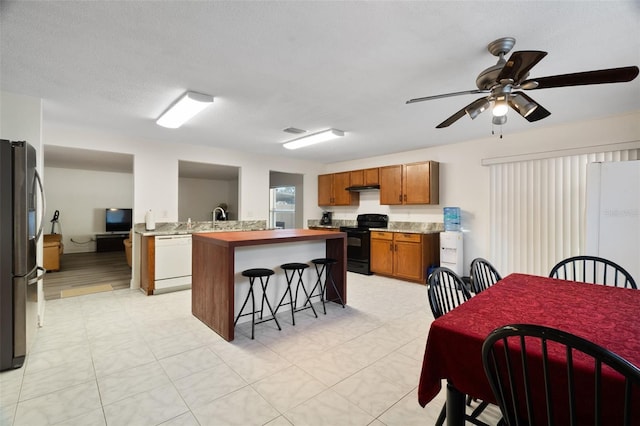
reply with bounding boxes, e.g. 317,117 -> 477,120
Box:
192,228 -> 345,247
191,228 -> 347,341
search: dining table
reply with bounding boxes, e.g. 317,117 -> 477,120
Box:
418,273 -> 640,426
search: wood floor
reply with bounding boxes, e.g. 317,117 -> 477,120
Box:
43,250 -> 131,300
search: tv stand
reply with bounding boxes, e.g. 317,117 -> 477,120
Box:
96,233 -> 127,252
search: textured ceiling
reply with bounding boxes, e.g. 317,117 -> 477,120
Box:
2,1 -> 639,165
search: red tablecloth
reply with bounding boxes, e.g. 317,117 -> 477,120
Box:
418,273 -> 640,421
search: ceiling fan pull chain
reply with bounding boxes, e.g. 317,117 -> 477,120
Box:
491,123 -> 504,139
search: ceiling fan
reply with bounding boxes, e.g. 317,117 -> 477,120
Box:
406,37 -> 639,128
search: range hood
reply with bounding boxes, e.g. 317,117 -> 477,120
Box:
345,184 -> 380,192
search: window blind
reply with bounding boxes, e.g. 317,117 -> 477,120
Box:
489,149 -> 639,276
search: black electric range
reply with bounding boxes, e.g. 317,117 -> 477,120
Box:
340,214 -> 389,275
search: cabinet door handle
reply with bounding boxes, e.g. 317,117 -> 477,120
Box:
389,243 -> 393,251
398,194 -> 402,202
395,244 -> 398,252
403,194 -> 407,202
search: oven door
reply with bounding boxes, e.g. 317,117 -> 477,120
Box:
345,229 -> 368,261
341,228 -> 372,275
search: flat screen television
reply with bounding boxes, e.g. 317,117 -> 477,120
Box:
105,208 -> 132,233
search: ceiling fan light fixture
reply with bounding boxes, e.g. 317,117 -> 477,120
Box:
492,115 -> 507,125
283,128 -> 344,150
465,99 -> 491,120
492,96 -> 509,117
511,94 -> 538,117
157,91 -> 214,128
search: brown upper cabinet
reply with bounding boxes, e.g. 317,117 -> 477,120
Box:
349,167 -> 380,186
379,161 -> 439,205
349,167 -> 379,187
318,172 -> 359,206
365,168 -> 380,185
350,170 -> 364,187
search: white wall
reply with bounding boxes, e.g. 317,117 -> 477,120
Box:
41,122 -> 323,287
323,112 -> 640,275
43,167 -> 134,253
42,123 -> 323,225
8,90 -> 639,281
178,177 -> 238,221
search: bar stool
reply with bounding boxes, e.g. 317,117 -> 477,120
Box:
275,263 -> 318,325
234,268 -> 281,339
308,258 -> 345,315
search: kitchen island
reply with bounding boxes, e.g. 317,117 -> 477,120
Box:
192,229 -> 347,341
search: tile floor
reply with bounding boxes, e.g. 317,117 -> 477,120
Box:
0,272 -> 501,425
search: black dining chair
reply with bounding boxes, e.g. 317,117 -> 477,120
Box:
549,255 -> 637,289
482,323 -> 640,426
427,267 -> 490,426
470,257 -> 503,293
428,266 -> 472,319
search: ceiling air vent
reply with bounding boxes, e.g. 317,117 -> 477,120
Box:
283,127 -> 307,134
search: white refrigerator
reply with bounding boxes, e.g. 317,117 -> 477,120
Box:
585,160 -> 640,283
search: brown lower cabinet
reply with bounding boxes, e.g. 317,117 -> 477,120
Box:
140,235 -> 155,295
370,231 -> 440,283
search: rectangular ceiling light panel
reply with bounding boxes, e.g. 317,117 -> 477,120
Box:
157,91 -> 213,129
283,128 -> 344,150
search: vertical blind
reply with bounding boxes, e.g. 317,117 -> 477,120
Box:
490,149 -> 639,277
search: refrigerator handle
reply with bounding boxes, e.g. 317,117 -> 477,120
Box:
33,169 -> 46,242
27,266 -> 46,286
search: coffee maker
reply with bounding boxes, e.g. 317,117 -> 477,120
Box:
320,211 -> 333,225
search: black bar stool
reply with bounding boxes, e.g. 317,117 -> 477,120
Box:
275,263 -> 318,325
234,268 -> 281,339
307,258 -> 345,314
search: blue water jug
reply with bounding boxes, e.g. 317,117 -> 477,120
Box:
443,207 -> 461,231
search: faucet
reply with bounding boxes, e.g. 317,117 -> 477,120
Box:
213,207 -> 226,227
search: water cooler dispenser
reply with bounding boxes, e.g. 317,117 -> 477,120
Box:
440,207 -> 463,276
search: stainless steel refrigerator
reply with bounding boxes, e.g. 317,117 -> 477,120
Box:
0,140 -> 45,371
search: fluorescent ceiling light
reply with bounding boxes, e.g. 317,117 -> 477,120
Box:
156,91 -> 213,128
283,128 -> 345,150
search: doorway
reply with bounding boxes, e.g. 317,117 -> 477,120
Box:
42,145 -> 133,299
269,171 -> 304,229
269,186 -> 295,229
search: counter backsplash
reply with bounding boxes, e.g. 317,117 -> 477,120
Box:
134,220 -> 268,236
307,219 -> 356,228
307,219 -> 444,233
135,219 -> 444,236
386,221 -> 444,232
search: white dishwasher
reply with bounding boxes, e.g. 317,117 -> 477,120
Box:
154,234 -> 192,294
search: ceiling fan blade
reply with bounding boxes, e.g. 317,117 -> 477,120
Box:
522,66 -> 639,89
496,51 -> 548,84
406,89 -> 488,104
525,104 -> 551,122
435,97 -> 489,128
509,92 -> 551,122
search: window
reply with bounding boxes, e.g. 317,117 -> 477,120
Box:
269,186 -> 295,229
